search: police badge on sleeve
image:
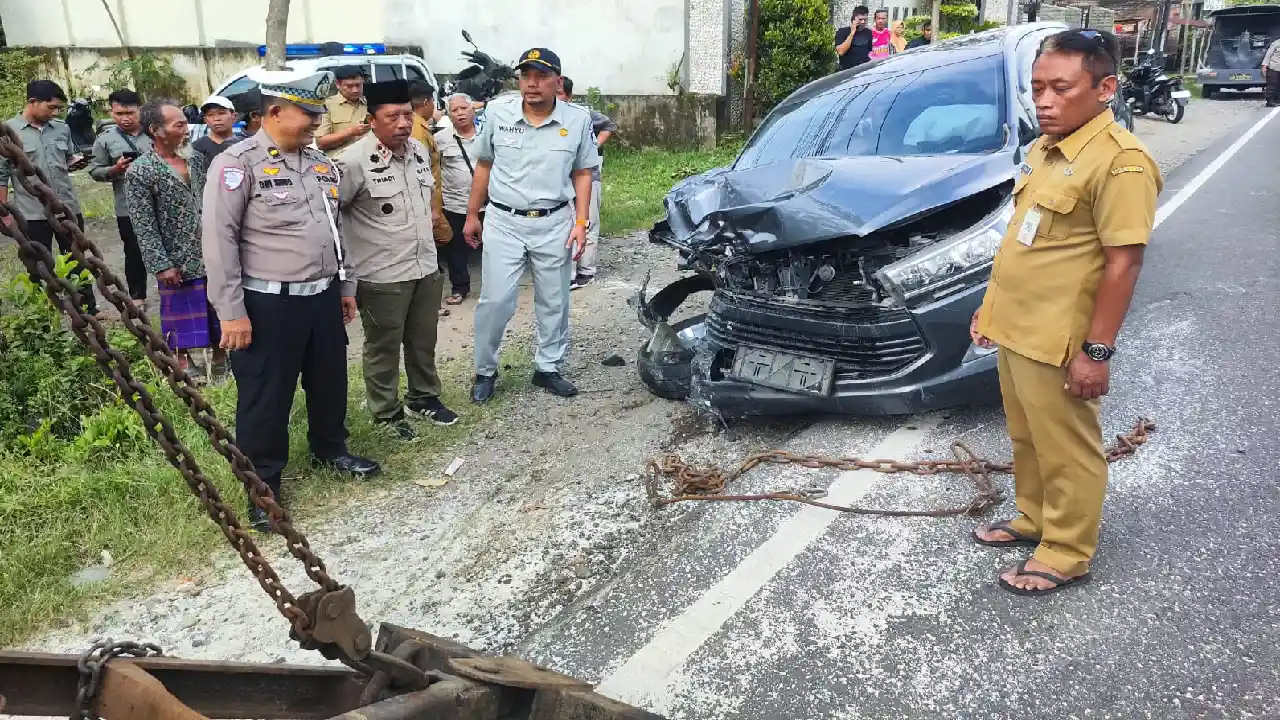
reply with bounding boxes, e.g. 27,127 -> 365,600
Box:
222,167 -> 245,190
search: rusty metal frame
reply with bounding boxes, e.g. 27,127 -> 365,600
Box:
0,624 -> 667,720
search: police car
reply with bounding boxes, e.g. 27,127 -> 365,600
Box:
191,42 -> 443,140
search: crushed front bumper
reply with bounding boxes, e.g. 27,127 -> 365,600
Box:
686,282 -> 1000,417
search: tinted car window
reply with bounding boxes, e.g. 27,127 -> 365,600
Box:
220,75 -> 259,97
735,54 -> 1006,169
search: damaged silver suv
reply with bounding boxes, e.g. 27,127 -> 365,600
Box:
637,23 -> 1074,417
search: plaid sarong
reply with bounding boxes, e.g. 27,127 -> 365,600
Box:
158,277 -> 220,350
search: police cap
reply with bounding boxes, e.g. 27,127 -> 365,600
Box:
247,67 -> 335,114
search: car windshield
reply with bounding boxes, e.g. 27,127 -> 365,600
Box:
735,54 -> 1007,170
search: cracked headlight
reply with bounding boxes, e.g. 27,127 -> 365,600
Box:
876,197 -> 1015,305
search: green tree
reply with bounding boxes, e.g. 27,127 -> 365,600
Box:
753,0 -> 838,112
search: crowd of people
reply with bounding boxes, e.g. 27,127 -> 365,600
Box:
0,46 -> 614,531
834,5 -> 932,71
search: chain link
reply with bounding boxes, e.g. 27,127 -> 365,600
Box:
73,639 -> 164,719
0,123 -> 353,656
647,417 -> 1156,517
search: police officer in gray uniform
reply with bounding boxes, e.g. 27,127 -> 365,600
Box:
464,48 -> 600,402
203,68 -> 380,532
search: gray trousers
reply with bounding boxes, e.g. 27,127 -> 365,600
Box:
474,206 -> 573,375
357,272 -> 445,421
576,177 -> 602,277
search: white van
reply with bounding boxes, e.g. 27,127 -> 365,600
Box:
191,43 -> 442,140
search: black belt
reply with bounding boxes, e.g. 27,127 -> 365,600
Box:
489,200 -> 569,218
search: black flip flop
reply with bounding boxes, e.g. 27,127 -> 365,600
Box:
972,520 -> 1041,548
998,560 -> 1092,597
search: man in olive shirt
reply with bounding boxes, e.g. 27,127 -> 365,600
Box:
337,80 -> 458,441
89,88 -> 153,308
315,65 -> 369,158
0,80 -> 98,316
203,68 -> 380,532
971,30 -> 1161,596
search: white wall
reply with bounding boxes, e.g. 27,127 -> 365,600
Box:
0,0 -> 385,47
0,0 -> 695,96
383,0 -> 688,95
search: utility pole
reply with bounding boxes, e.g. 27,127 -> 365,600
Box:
1007,0 -> 1019,27
931,0 -> 941,44
1152,0 -> 1175,60
743,0 -> 760,134
264,0 -> 291,71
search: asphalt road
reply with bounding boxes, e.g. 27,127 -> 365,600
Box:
518,107 -> 1280,719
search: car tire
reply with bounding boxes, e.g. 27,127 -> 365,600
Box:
1201,84 -> 1215,99
637,316 -> 703,401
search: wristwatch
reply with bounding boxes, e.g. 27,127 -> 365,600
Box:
1082,341 -> 1115,362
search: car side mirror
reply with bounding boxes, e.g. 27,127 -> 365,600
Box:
1017,117 -> 1038,148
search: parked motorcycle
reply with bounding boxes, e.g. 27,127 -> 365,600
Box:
1122,50 -> 1190,124
447,30 -> 515,103
65,99 -> 97,154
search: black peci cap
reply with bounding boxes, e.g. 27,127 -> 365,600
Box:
516,48 -> 562,75
364,80 -> 410,110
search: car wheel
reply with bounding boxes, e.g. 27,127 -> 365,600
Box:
1201,84 -> 1215,99
637,315 -> 705,401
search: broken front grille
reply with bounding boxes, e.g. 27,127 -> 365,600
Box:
706,291 -> 928,380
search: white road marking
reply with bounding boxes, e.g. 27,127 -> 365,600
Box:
1153,105 -> 1280,229
595,418 -> 940,707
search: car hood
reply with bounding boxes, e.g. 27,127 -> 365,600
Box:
661,152 -> 1015,253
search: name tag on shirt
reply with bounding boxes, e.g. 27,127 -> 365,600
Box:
1017,206 -> 1042,246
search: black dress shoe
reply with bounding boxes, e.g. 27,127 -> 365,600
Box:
247,504 -> 273,534
317,454 -> 382,478
532,371 -> 579,397
471,373 -> 497,404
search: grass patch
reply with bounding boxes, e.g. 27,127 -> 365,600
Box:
72,174 -> 117,221
0,243 -> 535,646
600,139 -> 745,236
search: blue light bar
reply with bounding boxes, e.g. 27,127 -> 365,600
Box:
255,43 -> 387,58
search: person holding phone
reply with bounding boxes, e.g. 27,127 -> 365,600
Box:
90,88 -> 153,310
0,80 -> 100,317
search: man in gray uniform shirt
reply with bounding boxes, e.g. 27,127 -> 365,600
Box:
203,68 -> 379,533
89,88 -> 153,308
464,47 -> 599,403
0,79 -> 98,316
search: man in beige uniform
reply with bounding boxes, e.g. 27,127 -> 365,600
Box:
203,68 -> 380,532
1261,37 -> 1280,107
315,65 -> 369,158
337,80 -> 458,442
971,30 -> 1161,596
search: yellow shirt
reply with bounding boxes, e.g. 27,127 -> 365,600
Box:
977,109 -> 1162,367
315,95 -> 369,158
409,113 -> 452,244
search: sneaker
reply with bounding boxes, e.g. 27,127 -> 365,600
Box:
406,397 -> 459,426
376,417 -> 420,442
569,274 -> 595,291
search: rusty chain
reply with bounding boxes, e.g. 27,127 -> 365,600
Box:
648,417 -> 1156,517
0,123 -> 366,666
73,639 -> 164,720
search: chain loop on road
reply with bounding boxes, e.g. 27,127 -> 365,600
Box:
73,639 -> 164,719
0,123 -> 360,664
647,417 -> 1156,517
